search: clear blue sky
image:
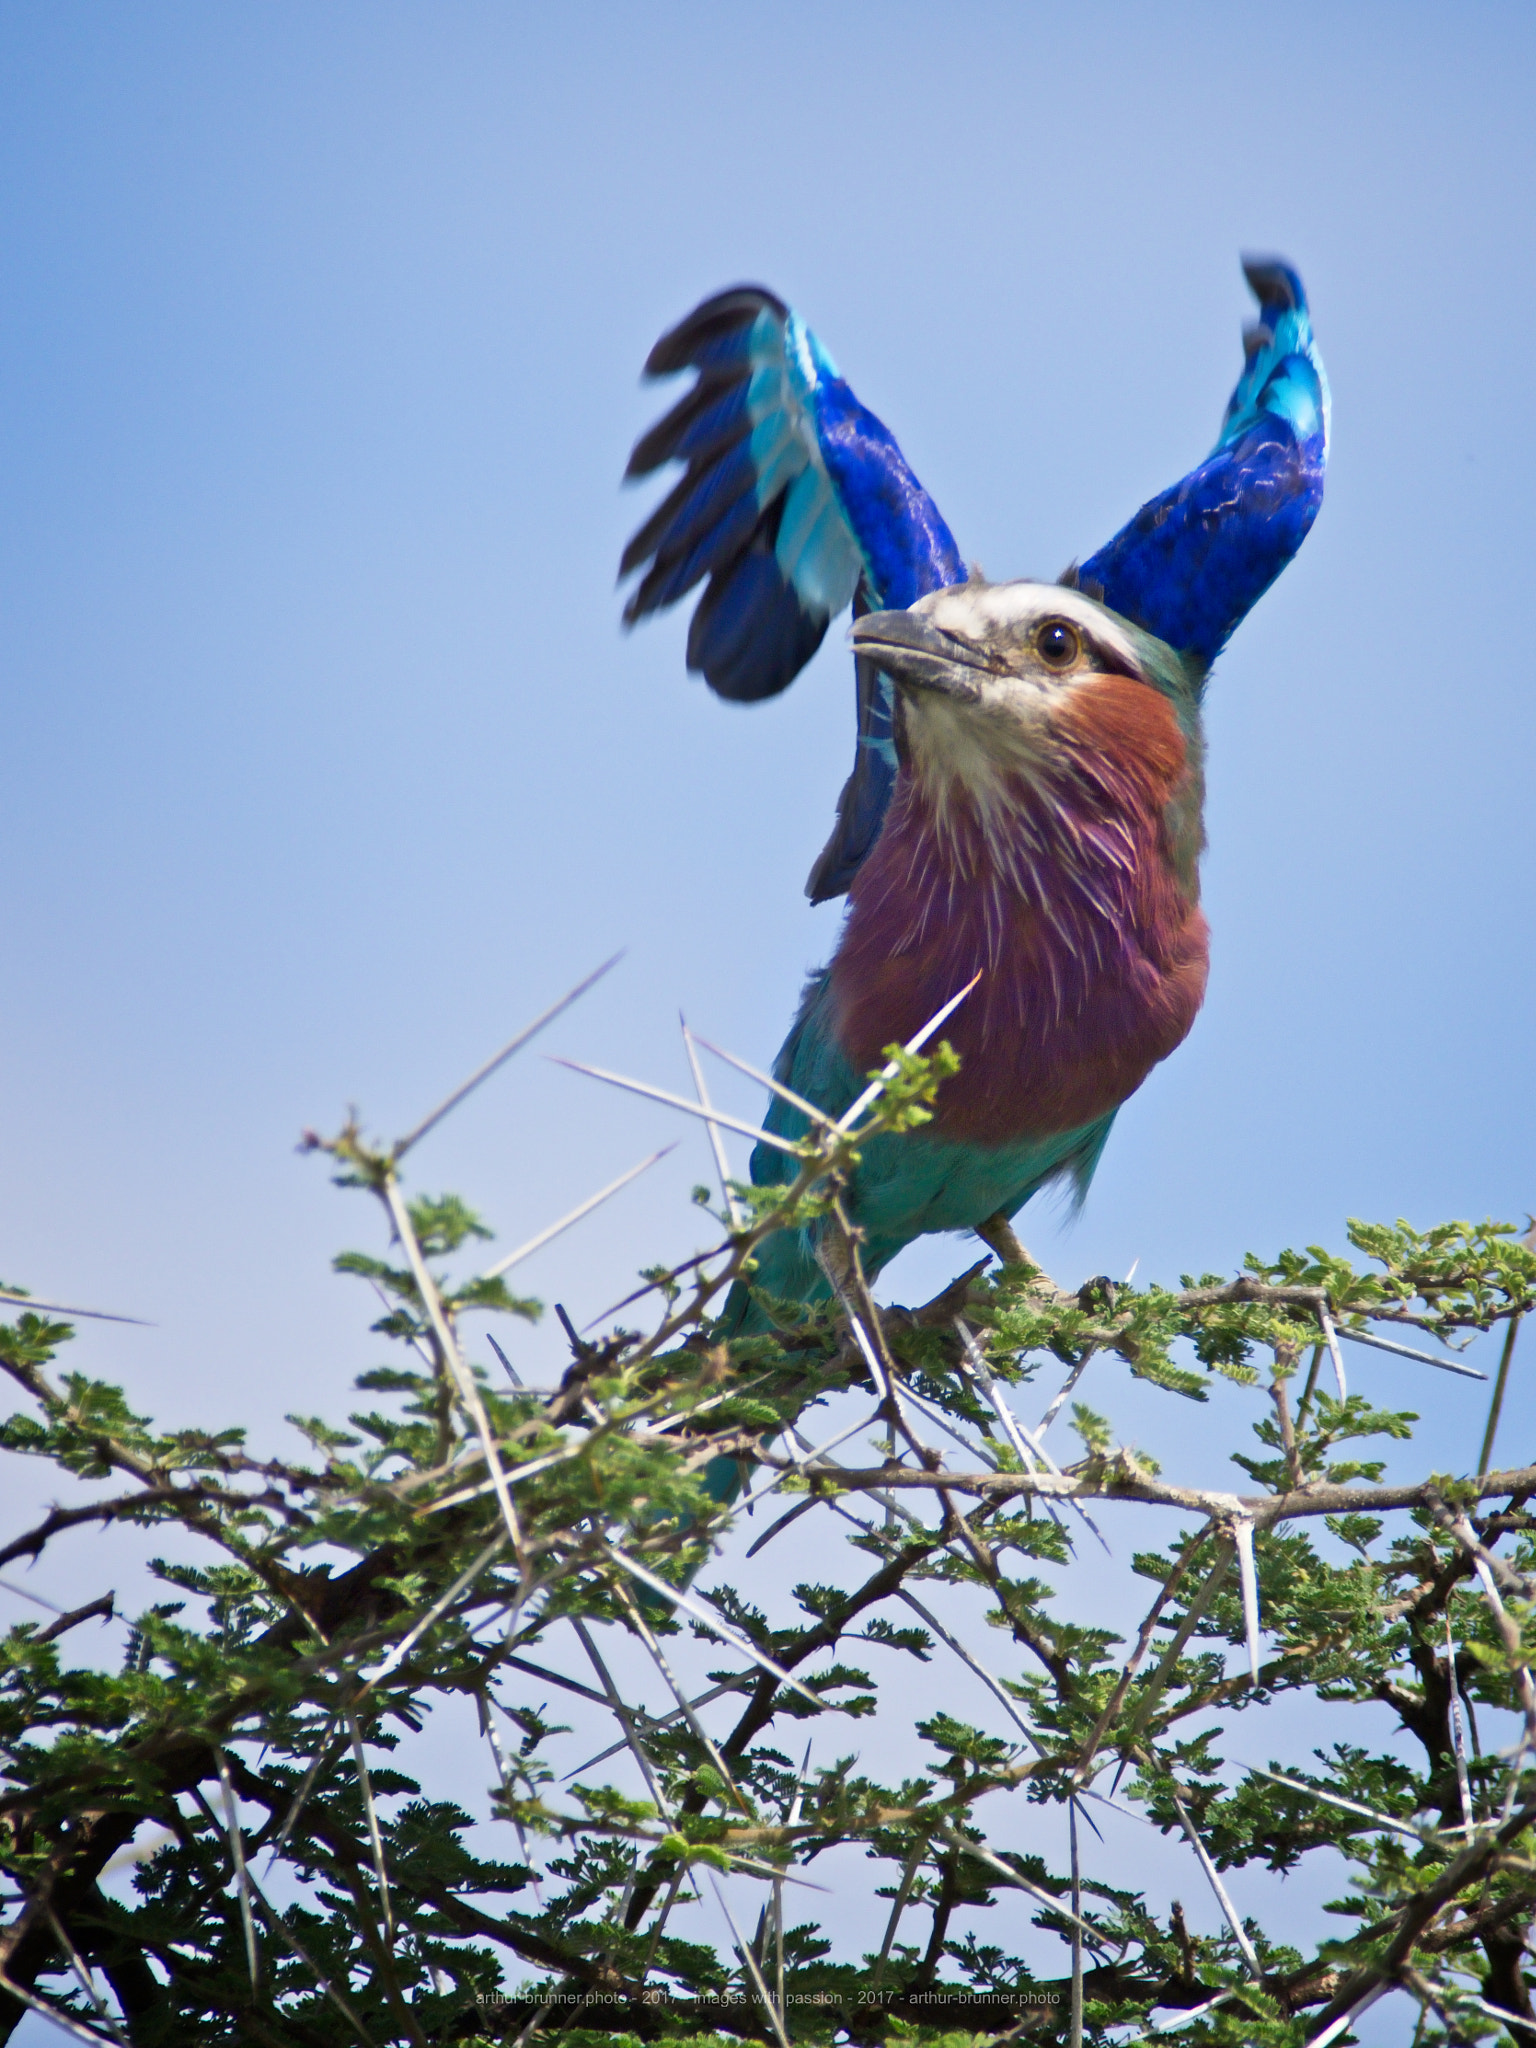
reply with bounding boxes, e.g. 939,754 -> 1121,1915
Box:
2,6 -> 1534,2029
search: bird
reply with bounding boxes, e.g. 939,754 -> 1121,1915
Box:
620,259 -> 1328,1338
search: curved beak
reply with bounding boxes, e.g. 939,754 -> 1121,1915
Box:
850,609 -> 990,704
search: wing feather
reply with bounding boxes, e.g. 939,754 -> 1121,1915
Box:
1077,257 -> 1329,671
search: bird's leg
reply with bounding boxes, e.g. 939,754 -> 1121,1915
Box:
814,1214 -> 860,1306
975,1211 -> 1057,1292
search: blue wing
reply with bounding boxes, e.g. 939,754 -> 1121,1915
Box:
621,286 -> 966,897
1074,258 -> 1329,671
623,261 -> 1326,900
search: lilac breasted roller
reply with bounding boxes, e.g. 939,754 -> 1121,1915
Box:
621,260 -> 1328,1332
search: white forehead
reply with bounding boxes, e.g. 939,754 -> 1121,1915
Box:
912,578 -> 1147,678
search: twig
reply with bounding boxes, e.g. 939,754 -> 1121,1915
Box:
1124,1538 -> 1230,1744
1079,1522 -> 1215,1770
393,953 -> 622,1159
33,1595 -> 116,1647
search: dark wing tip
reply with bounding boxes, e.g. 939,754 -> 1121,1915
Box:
1241,255 -> 1306,315
642,284 -> 788,379
685,541 -> 829,702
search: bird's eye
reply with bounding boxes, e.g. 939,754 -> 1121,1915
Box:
1035,618 -> 1082,670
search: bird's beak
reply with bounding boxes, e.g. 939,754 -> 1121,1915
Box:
850,610 -> 990,703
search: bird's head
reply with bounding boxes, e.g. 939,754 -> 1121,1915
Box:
850,579 -> 1200,813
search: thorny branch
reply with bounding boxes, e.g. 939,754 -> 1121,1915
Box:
2,1050 -> 1534,2043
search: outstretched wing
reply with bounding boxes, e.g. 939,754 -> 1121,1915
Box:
621,286 -> 965,896
1074,258 -> 1329,671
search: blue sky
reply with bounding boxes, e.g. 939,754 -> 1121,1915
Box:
3,5 -> 1534,2030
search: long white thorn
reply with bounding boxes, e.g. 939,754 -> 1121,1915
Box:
1337,1324 -> 1486,1379
898,1589 -> 1043,1753
214,1749 -> 260,1992
382,1177 -> 527,1567
688,1027 -> 837,1130
480,1146 -> 675,1280
1319,1307 -> 1347,1402
1446,1612 -> 1475,1837
0,1293 -> 151,1326
393,953 -> 622,1159
1232,1516 -> 1263,1683
707,1872 -> 791,2048
0,1972 -> 126,2047
681,1018 -> 745,1228
357,1532 -> 510,1695
835,972 -> 982,1131
1137,1987 -> 1241,2035
40,1905 -> 124,2043
957,1321 -> 1104,1549
1246,1764 -> 1438,1843
571,1618 -> 674,1820
549,1059 -> 805,1156
346,1713 -> 394,1942
934,1828 -> 1097,1936
600,1544 -> 825,1708
1168,1784 -> 1262,1979
1306,1981 -> 1390,2046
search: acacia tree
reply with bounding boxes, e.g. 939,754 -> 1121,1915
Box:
1,1021 -> 1534,2048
